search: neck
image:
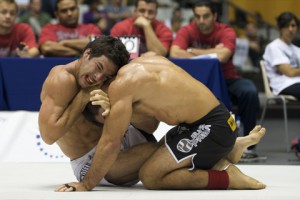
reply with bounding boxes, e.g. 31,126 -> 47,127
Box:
280,36 -> 292,45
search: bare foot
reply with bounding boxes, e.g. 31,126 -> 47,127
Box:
226,165 -> 266,189
227,125 -> 266,164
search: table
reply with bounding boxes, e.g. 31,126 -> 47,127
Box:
0,58 -> 230,111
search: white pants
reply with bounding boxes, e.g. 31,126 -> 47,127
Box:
70,125 -> 151,186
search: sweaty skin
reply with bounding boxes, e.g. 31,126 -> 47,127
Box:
55,55 -> 266,191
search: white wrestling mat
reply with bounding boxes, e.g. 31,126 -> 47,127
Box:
0,111 -> 299,200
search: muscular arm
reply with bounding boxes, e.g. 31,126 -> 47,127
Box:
82,82 -> 134,190
277,64 -> 300,77
38,68 -> 90,144
40,41 -> 81,57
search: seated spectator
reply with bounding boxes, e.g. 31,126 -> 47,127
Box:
18,0 -> 52,39
105,0 -> 131,32
0,0 -> 39,57
263,12 -> 300,100
110,0 -> 172,56
83,0 -> 108,34
245,22 -> 267,68
165,7 -> 183,39
39,0 -> 101,57
15,0 -> 28,15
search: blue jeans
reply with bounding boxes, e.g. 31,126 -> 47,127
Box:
226,78 -> 260,149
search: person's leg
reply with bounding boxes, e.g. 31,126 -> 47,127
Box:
279,83 -> 300,101
105,141 -> 161,185
226,78 -> 260,150
139,143 -> 266,190
213,125 -> 266,170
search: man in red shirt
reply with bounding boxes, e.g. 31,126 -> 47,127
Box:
39,0 -> 101,57
0,0 -> 39,57
170,1 -> 262,162
110,0 -> 172,56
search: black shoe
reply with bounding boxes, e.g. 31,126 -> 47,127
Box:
240,152 -> 267,163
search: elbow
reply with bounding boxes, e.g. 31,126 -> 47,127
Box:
218,55 -> 230,63
39,130 -> 56,145
40,43 -> 54,56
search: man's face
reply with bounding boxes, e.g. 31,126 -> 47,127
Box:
194,6 -> 216,34
30,0 -> 42,13
55,0 -> 79,28
134,1 -> 157,21
0,2 -> 17,31
280,19 -> 298,44
78,50 -> 118,89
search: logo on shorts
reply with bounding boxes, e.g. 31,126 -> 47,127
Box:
176,124 -> 211,153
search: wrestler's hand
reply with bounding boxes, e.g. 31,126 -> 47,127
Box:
55,182 -> 87,192
90,89 -> 110,117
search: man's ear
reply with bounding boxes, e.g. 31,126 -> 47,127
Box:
83,48 -> 91,58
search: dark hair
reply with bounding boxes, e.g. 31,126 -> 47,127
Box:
54,0 -> 77,11
134,0 -> 158,9
82,102 -> 103,127
83,35 -> 130,69
277,12 -> 299,29
193,0 -> 216,15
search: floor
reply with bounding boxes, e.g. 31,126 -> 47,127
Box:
0,111 -> 299,200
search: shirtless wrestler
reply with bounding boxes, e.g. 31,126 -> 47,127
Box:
54,45 -> 266,191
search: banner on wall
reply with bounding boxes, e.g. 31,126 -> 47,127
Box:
0,111 -> 68,162
0,111 -> 172,162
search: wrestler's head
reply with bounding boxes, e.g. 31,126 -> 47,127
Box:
78,36 -> 129,88
83,102 -> 105,126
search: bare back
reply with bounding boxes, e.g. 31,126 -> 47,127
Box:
110,56 -> 220,126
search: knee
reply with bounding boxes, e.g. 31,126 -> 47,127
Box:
139,164 -> 161,190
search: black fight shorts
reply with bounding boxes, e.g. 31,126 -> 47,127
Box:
165,103 -> 238,170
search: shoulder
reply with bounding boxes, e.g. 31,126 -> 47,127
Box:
14,23 -> 31,30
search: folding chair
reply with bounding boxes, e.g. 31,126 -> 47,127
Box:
259,60 -> 297,152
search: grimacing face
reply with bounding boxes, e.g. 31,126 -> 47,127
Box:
193,6 -> 216,34
134,1 -> 157,21
78,50 -> 118,89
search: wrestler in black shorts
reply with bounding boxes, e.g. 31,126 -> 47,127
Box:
165,103 -> 238,170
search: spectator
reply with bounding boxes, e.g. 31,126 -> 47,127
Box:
18,0 -> 52,39
110,0 -> 172,56
245,22 -> 267,68
83,0 -> 108,34
263,12 -> 300,100
165,7 -> 183,39
170,0 -> 262,162
15,0 -> 29,15
0,0 -> 39,57
39,0 -> 101,57
105,0 -> 131,32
